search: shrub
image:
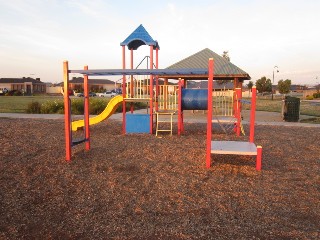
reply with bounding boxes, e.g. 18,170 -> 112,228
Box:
13,90 -> 22,96
115,102 -> 148,113
6,90 -> 21,96
90,99 -> 107,115
71,99 -> 84,115
41,100 -> 64,114
306,95 -> 314,100
312,92 -> 320,98
25,98 -> 148,115
26,101 -> 41,113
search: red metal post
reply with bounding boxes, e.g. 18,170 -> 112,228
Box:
236,88 -> 241,136
149,45 -> 154,134
256,146 -> 262,170
178,79 -> 182,135
233,78 -> 236,116
250,86 -> 257,143
181,79 -> 185,133
63,61 -> 71,161
130,48 -> 134,113
206,58 -> 214,168
122,46 -> 126,134
155,47 -> 159,111
84,65 -> 90,151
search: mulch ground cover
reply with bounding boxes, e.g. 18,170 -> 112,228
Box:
0,118 -> 319,239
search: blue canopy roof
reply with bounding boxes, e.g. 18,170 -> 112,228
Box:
120,24 -> 160,50
69,68 -> 207,76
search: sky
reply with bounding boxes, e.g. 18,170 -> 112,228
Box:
0,0 -> 319,86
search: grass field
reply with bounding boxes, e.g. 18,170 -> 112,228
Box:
0,96 -> 63,113
0,95 -> 319,117
245,98 -> 320,117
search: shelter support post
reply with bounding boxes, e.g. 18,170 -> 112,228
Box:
233,78 -> 239,116
236,88 -> 241,136
250,86 -> 257,143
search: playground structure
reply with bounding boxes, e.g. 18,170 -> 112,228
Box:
63,25 -> 262,170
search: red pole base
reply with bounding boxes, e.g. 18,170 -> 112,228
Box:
256,146 -> 262,171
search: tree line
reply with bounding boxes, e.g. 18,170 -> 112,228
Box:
247,77 -> 292,94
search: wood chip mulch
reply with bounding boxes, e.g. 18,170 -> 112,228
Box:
0,118 -> 319,239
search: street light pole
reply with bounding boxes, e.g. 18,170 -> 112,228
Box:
272,66 -> 279,100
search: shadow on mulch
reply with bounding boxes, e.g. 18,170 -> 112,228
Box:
0,118 -> 319,239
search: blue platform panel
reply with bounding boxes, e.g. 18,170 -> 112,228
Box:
126,114 -> 150,133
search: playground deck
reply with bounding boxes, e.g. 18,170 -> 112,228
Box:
1,118 -> 319,239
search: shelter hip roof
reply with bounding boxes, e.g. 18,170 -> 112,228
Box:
165,48 -> 250,80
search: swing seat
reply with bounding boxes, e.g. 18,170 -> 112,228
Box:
72,138 -> 87,146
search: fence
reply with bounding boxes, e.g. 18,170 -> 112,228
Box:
158,85 -> 179,111
213,90 -> 234,116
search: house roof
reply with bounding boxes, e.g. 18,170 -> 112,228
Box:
164,48 -> 250,81
0,77 -> 45,84
120,24 -> 159,50
187,80 -> 234,90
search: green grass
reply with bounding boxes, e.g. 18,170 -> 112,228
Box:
0,96 -> 64,113
300,101 -> 320,116
1,95 -> 319,117
242,98 -> 320,117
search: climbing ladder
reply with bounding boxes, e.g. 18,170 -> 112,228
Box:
155,110 -> 176,137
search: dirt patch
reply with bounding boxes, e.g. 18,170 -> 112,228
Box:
0,118 -> 319,239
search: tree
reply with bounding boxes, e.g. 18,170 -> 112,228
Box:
278,79 -> 291,94
247,81 -> 253,91
222,51 -> 230,62
255,76 -> 272,93
216,79 -> 231,86
216,51 -> 231,85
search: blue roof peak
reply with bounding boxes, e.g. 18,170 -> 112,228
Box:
120,24 -> 160,50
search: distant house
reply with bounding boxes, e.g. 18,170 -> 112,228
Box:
290,84 -> 307,93
59,77 -> 120,92
303,86 -> 318,99
0,77 -> 46,95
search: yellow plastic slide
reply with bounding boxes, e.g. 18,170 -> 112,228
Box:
71,95 -> 123,131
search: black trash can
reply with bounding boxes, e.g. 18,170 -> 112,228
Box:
283,96 -> 300,122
